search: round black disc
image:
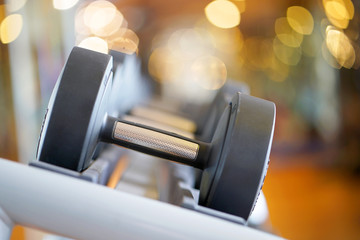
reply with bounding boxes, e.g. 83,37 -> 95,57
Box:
200,92 -> 275,220
36,47 -> 113,171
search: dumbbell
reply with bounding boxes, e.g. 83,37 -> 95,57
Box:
36,47 -> 276,220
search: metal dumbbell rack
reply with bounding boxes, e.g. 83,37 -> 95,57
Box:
0,48 -> 282,240
0,149 -> 280,240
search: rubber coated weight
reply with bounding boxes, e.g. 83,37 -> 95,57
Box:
37,47 -> 113,171
199,93 -> 275,220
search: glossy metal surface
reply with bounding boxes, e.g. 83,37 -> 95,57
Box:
114,121 -> 199,161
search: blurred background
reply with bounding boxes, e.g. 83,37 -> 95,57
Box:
0,0 -> 360,239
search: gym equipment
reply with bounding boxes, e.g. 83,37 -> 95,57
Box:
36,47 -> 275,220
0,158 -> 283,240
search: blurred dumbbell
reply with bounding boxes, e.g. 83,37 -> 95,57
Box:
36,47 -> 275,220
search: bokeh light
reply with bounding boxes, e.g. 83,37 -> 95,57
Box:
78,36 -> 108,54
107,28 -> 139,55
323,0 -> 354,29
92,10 -> 123,37
322,41 -> 342,69
53,0 -> 79,10
325,26 -> 355,69
205,0 -> 240,29
84,1 -> 120,36
0,14 -> 23,44
148,26 -> 230,95
324,0 -> 354,20
273,37 -> 302,66
286,6 -> 314,35
275,17 -> 303,48
74,1 -> 138,55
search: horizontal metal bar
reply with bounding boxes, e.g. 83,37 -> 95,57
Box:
0,159 -> 283,240
114,121 -> 199,161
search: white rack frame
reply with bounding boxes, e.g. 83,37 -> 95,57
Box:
0,159 -> 283,240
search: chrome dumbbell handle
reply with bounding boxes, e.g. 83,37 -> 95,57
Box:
114,121 -> 199,160
101,116 -> 209,168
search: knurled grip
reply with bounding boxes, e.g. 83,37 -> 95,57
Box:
113,122 -> 199,160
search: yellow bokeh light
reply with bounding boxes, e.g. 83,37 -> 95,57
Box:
0,14 -> 23,44
93,10 -> 124,37
322,41 -> 342,69
323,0 -> 354,29
107,29 -> 139,55
205,0 -> 240,29
6,0 -> 27,12
325,26 -> 355,69
329,17 -> 349,29
78,37 -> 108,54
191,55 -> 227,90
275,17 -> 303,48
325,1 -> 350,19
273,37 -> 302,66
53,0 -> 79,10
148,27 -> 229,90
324,0 -> 354,20
84,1 -> 121,36
76,5 -> 127,38
287,6 -> 314,35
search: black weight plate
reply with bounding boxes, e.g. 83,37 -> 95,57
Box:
36,47 -> 113,171
200,92 -> 275,220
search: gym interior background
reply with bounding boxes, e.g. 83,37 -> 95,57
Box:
0,0 -> 359,239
